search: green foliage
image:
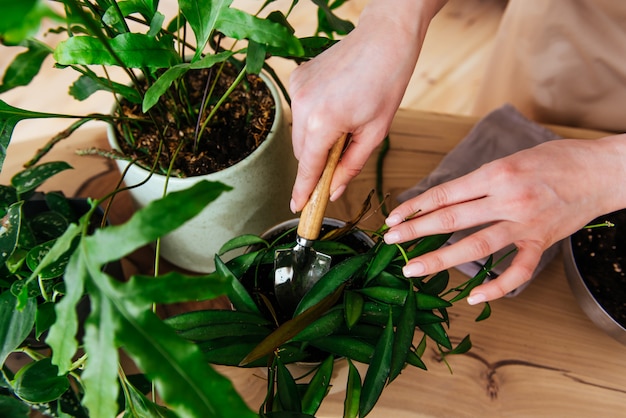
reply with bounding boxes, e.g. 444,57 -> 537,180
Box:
174,222 -> 498,417
0,163 -> 259,417
0,0 -> 351,173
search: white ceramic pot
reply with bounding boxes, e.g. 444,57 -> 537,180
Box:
107,72 -> 296,272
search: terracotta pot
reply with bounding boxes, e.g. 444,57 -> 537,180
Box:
107,72 -> 296,272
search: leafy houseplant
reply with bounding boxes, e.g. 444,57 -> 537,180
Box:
0,0 -> 354,271
165,212 -> 496,417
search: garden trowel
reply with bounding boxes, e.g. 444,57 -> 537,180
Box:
274,133 -> 348,314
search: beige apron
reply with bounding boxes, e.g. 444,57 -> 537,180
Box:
473,0 -> 626,133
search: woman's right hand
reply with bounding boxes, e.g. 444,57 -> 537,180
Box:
289,0 -> 447,213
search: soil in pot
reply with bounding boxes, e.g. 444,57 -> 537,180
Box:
114,62 -> 275,177
570,209 -> 626,327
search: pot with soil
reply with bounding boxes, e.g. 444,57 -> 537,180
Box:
166,214 -> 496,416
563,209 -> 626,344
108,67 -> 295,272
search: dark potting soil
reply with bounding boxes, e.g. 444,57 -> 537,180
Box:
115,63 -> 275,177
570,209 -> 626,327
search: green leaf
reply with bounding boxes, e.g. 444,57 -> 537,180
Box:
216,8 -> 303,56
311,336 -> 374,365
311,0 -> 355,36
290,307 -> 343,343
0,395 -> 30,417
83,180 -> 231,265
475,302 -> 491,322
420,270 -> 449,295
301,355 -> 333,415
418,322 -> 451,349
69,74 -> 142,103
179,0 -> 231,61
11,161 -> 73,195
343,290 -> 364,329
120,375 -> 176,418
442,335 -> 472,356
275,357 -> 301,413
359,309 -> 394,417
114,299 -> 256,418
215,254 -> 260,315
46,248 -> 86,373
449,256 -> 493,303
0,100 -> 75,171
0,291 -> 36,365
246,40 -> 266,75
0,0 -> 60,45
114,270 -> 231,308
142,64 -> 189,112
404,234 -> 452,261
294,254 -> 369,316
0,39 -> 51,94
415,292 -> 452,310
365,242 -> 398,284
12,358 -> 70,403
53,33 -> 181,68
218,233 -> 268,255
26,238 -> 75,279
343,359 -> 361,418
389,282 -> 417,383
81,291 -> 120,417
165,309 -> 271,331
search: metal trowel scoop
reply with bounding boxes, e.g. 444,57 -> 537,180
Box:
274,133 -> 348,314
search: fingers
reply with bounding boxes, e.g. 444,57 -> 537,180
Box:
399,224 -> 513,277
467,242 -> 543,304
386,170 -> 489,227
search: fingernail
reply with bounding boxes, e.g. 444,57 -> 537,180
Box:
385,214 -> 403,227
467,293 -> 487,305
330,184 -> 346,202
403,262 -> 425,277
384,230 -> 400,244
289,199 -> 297,214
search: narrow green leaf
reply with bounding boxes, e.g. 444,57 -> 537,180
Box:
276,357 -> 301,413
0,291 -> 36,365
0,39 -> 51,94
365,242 -> 398,284
114,270 -> 231,308
246,40 -> 266,75
343,359 -> 361,418
301,355 -> 334,415
404,234 -> 452,260
449,256 -> 493,303
218,233 -> 269,255
415,292 -> 452,310
142,64 -> 189,112
442,335 -> 472,356
343,290 -> 364,329
164,309 -> 271,331
420,270 -> 449,295
418,322 -> 451,349
69,74 -> 142,103
359,309 -> 394,417
215,254 -> 260,315
0,395 -> 30,417
291,307 -> 343,342
11,161 -> 73,195
389,283 -> 417,383
81,292 -> 120,417
311,336 -> 374,365
294,254 -> 369,316
47,249 -> 86,374
358,286 -> 406,305
475,302 -> 491,322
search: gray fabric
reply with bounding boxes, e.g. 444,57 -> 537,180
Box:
397,104 -> 562,296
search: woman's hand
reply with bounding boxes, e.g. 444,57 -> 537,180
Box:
384,135 -> 626,304
289,0 -> 446,213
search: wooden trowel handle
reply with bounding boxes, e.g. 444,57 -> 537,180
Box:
297,133 -> 349,241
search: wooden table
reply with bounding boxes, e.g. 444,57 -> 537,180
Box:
3,110 -> 624,417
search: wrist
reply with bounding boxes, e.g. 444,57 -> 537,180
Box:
360,0 -> 447,40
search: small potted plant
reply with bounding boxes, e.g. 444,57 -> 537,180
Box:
0,0 -> 354,272
165,205 -> 496,417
